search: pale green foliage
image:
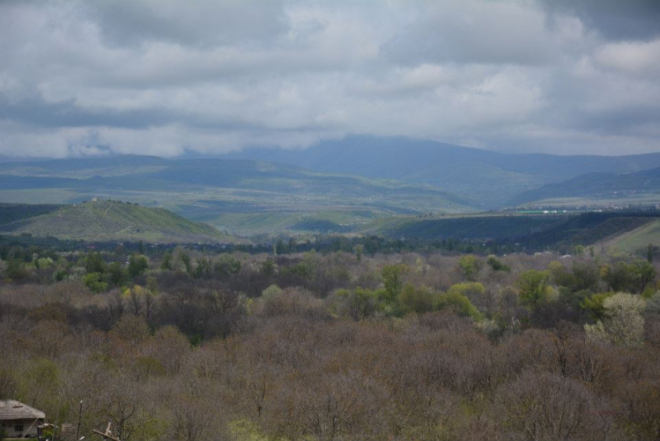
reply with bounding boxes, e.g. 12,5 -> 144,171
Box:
435,290 -> 483,321
34,257 -> 54,269
448,282 -> 485,298
475,318 -> 499,336
214,254 -> 242,278
262,284 -> 283,298
229,419 -> 269,441
585,293 -> 646,347
457,255 -> 483,281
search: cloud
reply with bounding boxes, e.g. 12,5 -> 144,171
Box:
595,39 -> 660,79
0,0 -> 659,158
538,0 -> 660,41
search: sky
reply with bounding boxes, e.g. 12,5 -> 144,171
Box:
0,0 -> 659,158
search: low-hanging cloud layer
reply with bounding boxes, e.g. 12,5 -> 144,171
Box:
1,0 -> 659,158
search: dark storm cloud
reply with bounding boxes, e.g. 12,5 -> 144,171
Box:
539,0 -> 660,41
0,96 -> 180,129
86,0 -> 288,48
0,0 -> 659,157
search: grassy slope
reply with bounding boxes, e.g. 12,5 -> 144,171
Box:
601,220 -> 660,255
1,201 -> 235,243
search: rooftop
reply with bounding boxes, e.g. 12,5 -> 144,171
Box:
0,400 -> 45,421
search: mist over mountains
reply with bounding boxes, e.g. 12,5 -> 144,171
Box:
1,136 -> 660,234
225,136 -> 660,208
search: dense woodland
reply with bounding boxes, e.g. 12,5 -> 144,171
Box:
2,241 -> 660,441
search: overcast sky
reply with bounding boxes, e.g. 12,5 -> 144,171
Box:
1,0 -> 659,158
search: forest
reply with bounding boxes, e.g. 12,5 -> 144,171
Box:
1,241 -> 660,441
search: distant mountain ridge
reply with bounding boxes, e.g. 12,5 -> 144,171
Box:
224,136 -> 660,208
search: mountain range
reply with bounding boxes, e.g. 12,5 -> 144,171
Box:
2,136 -> 660,235
0,154 -> 471,234
225,136 -> 660,208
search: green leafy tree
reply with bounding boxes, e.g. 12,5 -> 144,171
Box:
355,244 -> 363,263
161,252 -> 173,270
396,284 -> 435,316
435,290 -> 482,321
180,252 -> 192,274
261,259 -> 276,277
194,257 -> 212,278
6,259 -> 29,281
333,288 -> 379,321
457,255 -> 484,281
581,292 -> 614,321
602,259 -> 656,293
85,251 -> 106,274
109,261 -> 125,286
486,255 -> 510,272
214,254 -> 242,279
381,264 -> 409,303
128,254 -> 149,278
82,272 -> 108,293
517,269 -> 552,307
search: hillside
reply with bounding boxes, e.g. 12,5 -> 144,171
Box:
511,167 -> 660,207
224,136 -> 660,208
360,211 -> 660,252
361,214 -> 563,241
0,203 -> 62,227
0,156 -> 475,234
601,219 -> 660,256
0,201 -> 233,243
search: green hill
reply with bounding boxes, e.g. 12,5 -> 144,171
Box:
601,220 -> 660,256
0,201 -> 234,243
511,167 -> 660,207
0,156 -> 475,234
